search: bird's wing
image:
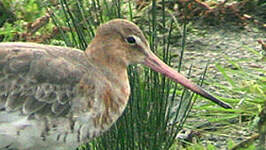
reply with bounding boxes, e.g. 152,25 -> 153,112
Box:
0,43 -> 92,119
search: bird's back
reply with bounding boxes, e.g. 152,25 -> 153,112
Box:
0,43 -> 123,150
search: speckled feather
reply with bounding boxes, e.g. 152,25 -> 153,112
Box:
0,37 -> 131,149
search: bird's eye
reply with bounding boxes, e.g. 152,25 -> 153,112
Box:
126,36 -> 136,44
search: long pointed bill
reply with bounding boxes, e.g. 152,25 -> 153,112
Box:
144,53 -> 232,109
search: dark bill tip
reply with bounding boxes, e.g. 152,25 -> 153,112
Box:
196,87 -> 232,109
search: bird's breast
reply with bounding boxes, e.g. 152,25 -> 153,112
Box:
71,73 -> 131,141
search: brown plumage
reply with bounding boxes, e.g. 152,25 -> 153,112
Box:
0,19 -> 231,150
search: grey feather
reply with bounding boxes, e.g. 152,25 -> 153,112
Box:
0,42 -> 102,150
0,43 -> 90,118
23,97 -> 47,114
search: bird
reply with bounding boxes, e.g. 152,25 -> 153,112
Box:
0,19 -> 232,150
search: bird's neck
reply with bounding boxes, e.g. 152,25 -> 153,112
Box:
85,38 -> 129,82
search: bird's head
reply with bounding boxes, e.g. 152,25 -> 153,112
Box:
88,19 -> 232,109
